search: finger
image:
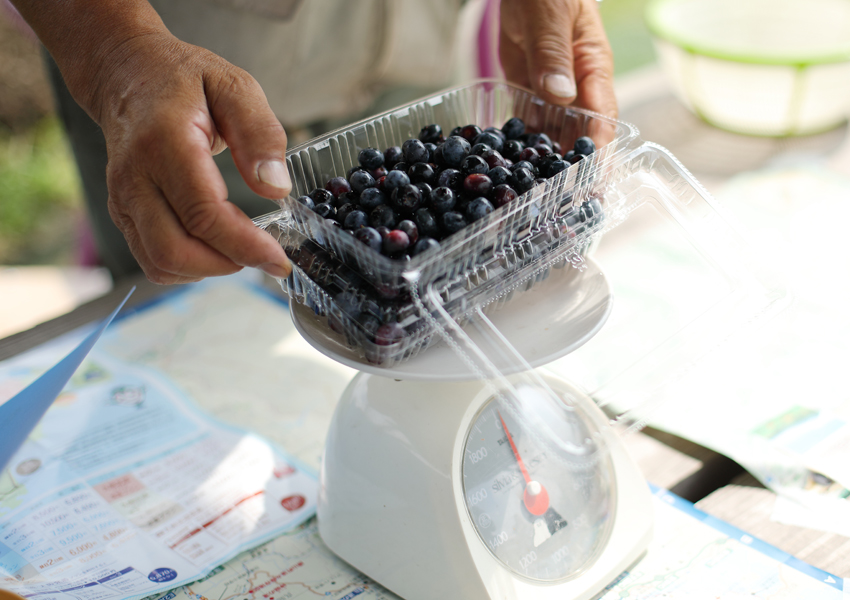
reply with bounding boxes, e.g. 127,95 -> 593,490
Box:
499,31 -> 532,90
515,0 -> 580,106
148,114 -> 293,278
572,0 -> 617,119
205,67 -> 292,200
107,193 -> 208,285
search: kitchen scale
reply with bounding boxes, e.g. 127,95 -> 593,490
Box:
258,80 -> 787,600
290,257 -> 653,600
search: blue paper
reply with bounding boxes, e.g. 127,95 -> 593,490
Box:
0,288 -> 134,473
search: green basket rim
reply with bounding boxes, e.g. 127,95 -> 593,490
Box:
645,0 -> 850,66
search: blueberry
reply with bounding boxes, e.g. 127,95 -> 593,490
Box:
432,144 -> 446,167
436,168 -> 463,190
487,166 -> 511,187
484,126 -> 506,141
460,124 -> 482,141
336,203 -> 358,225
441,211 -> 467,235
349,169 -> 377,194
397,219 -> 419,245
383,169 -> 411,194
354,226 -> 382,252
509,167 -> 536,194
480,149 -> 507,169
449,126 -> 463,137
390,161 -> 410,173
384,146 -> 404,168
347,165 -> 366,179
390,184 -> 423,214
326,176 -> 351,198
359,187 -> 387,211
336,190 -> 359,208
569,153 -> 585,165
424,142 -> 438,163
471,143 -> 490,156
552,141 -> 563,154
375,321 -> 406,346
402,138 -> 430,165
383,229 -> 410,255
472,131 -> 503,152
564,150 -> 576,161
310,188 -> 335,205
519,147 -> 541,165
296,195 -> 315,210
411,237 -> 441,256
429,186 -> 456,213
461,155 -> 489,176
371,166 -> 388,180
370,204 -> 397,229
511,160 -> 535,173
546,160 -> 569,178
415,182 -> 432,205
501,117 -> 525,140
344,209 -> 369,229
502,139 -> 524,162
418,124 -> 443,144
413,207 -> 441,239
534,143 -> 553,156
492,184 -> 518,208
441,136 -> 471,168
526,132 -> 553,148
573,136 -> 596,156
314,202 -> 336,219
466,197 -> 494,222
359,147 -> 385,170
463,173 -> 493,197
408,162 -> 436,186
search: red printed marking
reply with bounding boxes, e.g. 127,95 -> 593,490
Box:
169,491 -> 264,549
93,474 -> 145,502
280,495 -> 305,512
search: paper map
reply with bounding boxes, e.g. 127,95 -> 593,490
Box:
2,273 -> 846,599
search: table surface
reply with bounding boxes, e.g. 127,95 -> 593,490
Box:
2,65 -> 849,579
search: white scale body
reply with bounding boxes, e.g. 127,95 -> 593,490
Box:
293,261 -> 654,599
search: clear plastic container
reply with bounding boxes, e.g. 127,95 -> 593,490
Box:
257,81 -> 786,386
256,81 -> 641,366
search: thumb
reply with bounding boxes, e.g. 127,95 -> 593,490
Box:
206,68 -> 292,200
518,0 -> 579,106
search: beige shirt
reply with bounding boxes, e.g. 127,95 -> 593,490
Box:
148,0 -> 465,127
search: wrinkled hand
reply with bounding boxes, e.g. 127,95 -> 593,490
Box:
92,32 -> 292,284
500,0 -> 616,119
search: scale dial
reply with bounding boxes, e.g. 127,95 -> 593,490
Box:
461,392 -> 616,582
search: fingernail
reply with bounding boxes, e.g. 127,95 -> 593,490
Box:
543,74 -> 576,98
260,261 -> 292,279
258,160 -> 291,190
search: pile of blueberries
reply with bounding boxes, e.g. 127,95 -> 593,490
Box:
295,117 -> 596,260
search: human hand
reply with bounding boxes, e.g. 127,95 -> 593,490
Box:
86,32 -> 293,284
499,0 -> 617,119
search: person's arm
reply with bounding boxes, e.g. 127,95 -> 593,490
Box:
499,0 -> 617,119
11,0 -> 293,284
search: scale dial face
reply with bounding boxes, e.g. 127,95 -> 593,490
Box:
461,394 -> 616,582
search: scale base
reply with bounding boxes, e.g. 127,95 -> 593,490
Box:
318,372 -> 653,600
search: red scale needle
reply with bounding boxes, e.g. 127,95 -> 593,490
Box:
498,411 -> 549,516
